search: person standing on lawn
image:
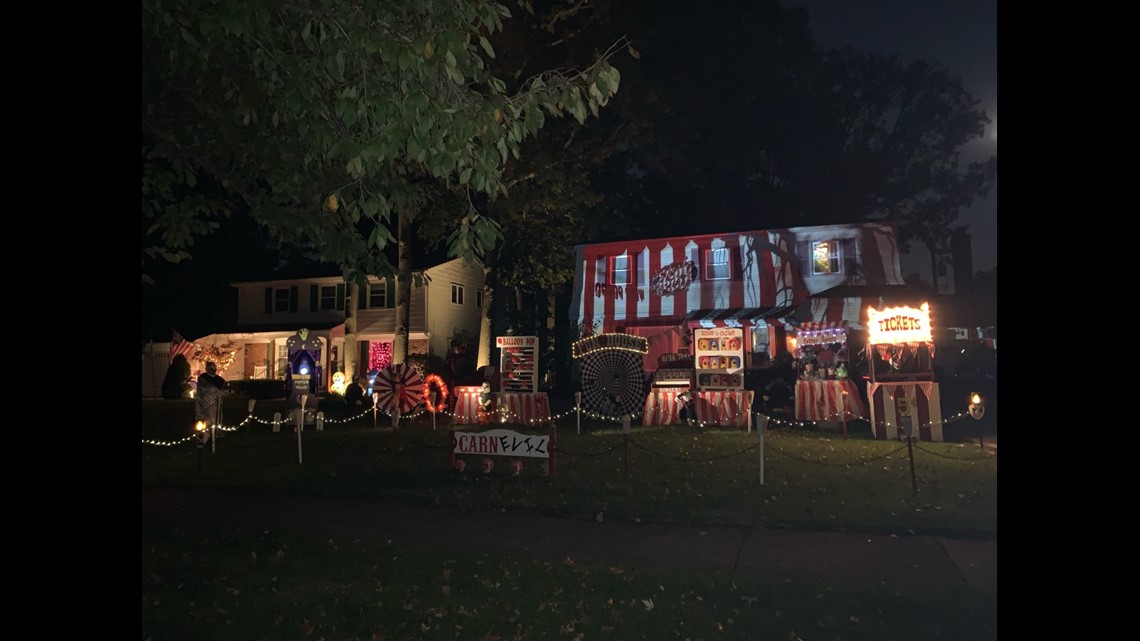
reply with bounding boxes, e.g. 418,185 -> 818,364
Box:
195,361 -> 227,426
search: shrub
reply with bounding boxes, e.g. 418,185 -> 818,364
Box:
161,355 -> 191,400
227,379 -> 287,400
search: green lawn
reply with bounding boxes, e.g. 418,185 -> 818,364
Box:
142,400 -> 996,538
143,399 -> 997,640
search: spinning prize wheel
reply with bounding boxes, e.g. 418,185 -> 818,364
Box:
373,363 -> 424,414
579,350 -> 646,417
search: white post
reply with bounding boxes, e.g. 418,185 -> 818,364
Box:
210,421 -> 216,454
759,418 -> 765,485
746,390 -> 755,434
273,411 -> 281,433
297,395 -> 307,464
575,391 -> 582,435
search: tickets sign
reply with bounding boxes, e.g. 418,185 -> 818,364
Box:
866,303 -> 933,345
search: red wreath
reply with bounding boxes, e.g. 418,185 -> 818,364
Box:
423,374 -> 449,413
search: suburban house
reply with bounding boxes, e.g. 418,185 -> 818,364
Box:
567,222 -> 908,374
142,258 -> 485,395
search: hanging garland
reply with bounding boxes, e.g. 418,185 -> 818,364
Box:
423,374 -> 449,413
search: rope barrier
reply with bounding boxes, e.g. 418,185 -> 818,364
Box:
764,442 -> 908,467
913,443 -> 995,460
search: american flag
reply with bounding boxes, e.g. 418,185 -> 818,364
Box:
169,329 -> 195,362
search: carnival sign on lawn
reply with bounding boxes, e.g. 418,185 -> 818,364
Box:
496,335 -> 538,393
694,327 -> 744,390
453,429 -> 550,459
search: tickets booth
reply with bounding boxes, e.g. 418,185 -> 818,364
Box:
865,302 -> 944,442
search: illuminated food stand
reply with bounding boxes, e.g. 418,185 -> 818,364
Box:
792,321 -> 867,423
865,302 -> 944,442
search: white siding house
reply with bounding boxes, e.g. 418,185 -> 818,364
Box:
145,259 -> 485,395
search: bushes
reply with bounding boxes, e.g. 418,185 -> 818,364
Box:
161,355 -> 192,400
227,379 -> 287,400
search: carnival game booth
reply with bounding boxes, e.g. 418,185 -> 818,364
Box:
865,302 -> 944,442
639,328 -> 754,428
792,321 -> 867,423
642,353 -> 693,425
573,333 -> 649,421
284,328 -> 323,424
495,335 -> 551,425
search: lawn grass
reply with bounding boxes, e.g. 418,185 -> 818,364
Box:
141,400 -> 996,538
141,516 -> 996,641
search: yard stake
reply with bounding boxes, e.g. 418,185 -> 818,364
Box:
906,433 -> 917,493
550,425 -> 558,478
576,391 -> 582,434
758,413 -> 767,485
297,395 -> 307,464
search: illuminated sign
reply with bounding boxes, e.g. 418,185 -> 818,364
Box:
571,333 -> 649,358
866,303 -> 933,344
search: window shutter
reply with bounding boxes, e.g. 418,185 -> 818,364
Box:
310,285 -> 319,312
336,284 -> 345,310
264,287 -> 273,314
842,238 -> 858,276
796,241 -> 810,277
358,284 -> 367,310
386,278 -> 395,308
289,286 -> 299,312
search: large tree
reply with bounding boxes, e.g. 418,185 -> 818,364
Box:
142,0 -> 623,288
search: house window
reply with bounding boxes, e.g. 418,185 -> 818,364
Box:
451,283 -> 465,305
276,344 -> 288,378
610,254 -> 632,286
274,288 -> 291,312
476,290 -> 483,308
812,240 -> 841,275
704,248 -> 731,280
320,286 -> 337,310
369,283 -> 386,308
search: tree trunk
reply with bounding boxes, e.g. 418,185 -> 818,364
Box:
476,264 -> 495,369
927,240 -> 939,292
393,210 -> 412,366
343,277 -> 357,380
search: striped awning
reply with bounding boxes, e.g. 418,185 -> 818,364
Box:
796,320 -> 849,345
686,306 -> 798,328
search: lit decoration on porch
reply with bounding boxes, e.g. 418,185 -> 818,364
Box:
330,372 -> 347,394
571,332 -> 649,358
866,303 -> 933,345
369,341 -> 393,371
191,339 -> 238,376
422,374 -> 449,413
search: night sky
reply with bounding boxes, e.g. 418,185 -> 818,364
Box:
142,0 -> 997,342
788,0 -> 997,274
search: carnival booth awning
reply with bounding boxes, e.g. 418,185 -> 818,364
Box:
685,306 -> 798,327
796,320 -> 849,346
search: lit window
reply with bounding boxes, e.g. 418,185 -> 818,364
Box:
274,288 -> 290,312
812,241 -> 840,275
320,286 -> 337,310
369,283 -> 386,308
610,254 -> 632,285
451,283 -> 465,305
704,248 -> 731,280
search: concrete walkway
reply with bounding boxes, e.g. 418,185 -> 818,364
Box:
142,488 -> 996,597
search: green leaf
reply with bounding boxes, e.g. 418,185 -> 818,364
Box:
478,36 -> 495,59
459,167 -> 473,185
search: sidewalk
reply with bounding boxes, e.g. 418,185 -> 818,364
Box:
142,488 -> 995,597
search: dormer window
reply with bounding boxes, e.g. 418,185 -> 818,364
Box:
704,248 -> 731,280
812,240 -> 840,275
